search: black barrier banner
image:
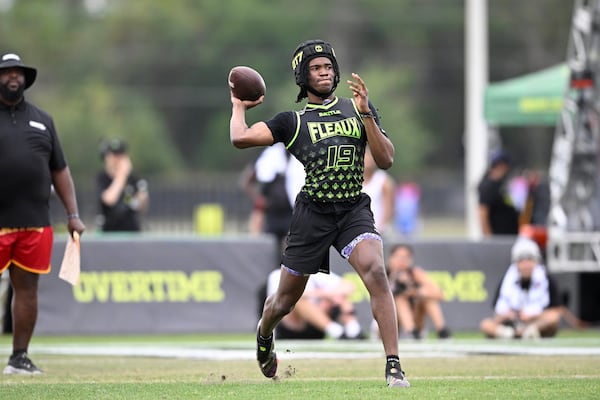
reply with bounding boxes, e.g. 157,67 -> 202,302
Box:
38,235 -> 279,334
37,235 -> 552,334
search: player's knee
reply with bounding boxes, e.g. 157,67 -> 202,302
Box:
363,265 -> 388,287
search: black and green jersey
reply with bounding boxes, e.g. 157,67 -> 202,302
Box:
266,96 -> 384,203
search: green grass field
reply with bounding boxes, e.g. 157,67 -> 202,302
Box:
1,330 -> 599,400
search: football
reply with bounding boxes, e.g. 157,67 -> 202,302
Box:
228,66 -> 266,101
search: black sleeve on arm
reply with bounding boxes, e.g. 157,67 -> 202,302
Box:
265,111 -> 296,145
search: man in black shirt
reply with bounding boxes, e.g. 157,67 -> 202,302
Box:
478,150 -> 519,236
229,40 -> 409,388
0,53 -> 85,374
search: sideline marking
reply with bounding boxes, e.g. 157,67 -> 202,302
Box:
8,338 -> 600,360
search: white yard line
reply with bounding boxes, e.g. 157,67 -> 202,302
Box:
9,338 -> 600,360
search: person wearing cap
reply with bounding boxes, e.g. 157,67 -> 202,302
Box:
96,138 -> 149,232
229,40 -> 409,388
477,150 -> 520,236
0,53 -> 85,374
479,238 -> 561,339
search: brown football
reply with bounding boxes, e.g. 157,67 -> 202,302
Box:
228,66 -> 266,101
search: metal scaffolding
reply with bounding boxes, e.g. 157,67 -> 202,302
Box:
547,0 -> 600,272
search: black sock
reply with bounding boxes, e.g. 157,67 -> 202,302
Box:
258,333 -> 273,344
12,349 -> 27,358
386,355 -> 400,365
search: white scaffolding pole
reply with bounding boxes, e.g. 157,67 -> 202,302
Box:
464,0 -> 489,240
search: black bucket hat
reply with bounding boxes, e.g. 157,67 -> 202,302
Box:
0,53 -> 37,89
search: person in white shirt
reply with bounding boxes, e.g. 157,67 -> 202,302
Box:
253,142 -> 305,249
266,268 -> 364,340
362,146 -> 395,233
255,142 -> 305,210
480,238 -> 561,339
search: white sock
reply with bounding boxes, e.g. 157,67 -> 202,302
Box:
344,320 -> 362,338
325,322 -> 344,339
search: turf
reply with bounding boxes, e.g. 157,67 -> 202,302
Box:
1,331 -> 599,400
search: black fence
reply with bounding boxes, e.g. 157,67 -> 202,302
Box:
50,171 -> 465,234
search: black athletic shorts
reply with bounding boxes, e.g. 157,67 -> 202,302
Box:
281,192 -> 380,275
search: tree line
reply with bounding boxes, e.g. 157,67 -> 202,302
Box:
0,0 -> 573,184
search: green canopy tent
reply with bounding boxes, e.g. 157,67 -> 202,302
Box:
484,63 -> 569,126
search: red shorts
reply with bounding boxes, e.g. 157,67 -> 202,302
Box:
0,227 -> 53,274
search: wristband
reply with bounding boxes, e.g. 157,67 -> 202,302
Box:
67,213 -> 80,220
359,111 -> 375,119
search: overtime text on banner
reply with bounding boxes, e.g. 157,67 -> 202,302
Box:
37,235 -> 571,334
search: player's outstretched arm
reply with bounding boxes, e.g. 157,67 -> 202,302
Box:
348,73 -> 394,169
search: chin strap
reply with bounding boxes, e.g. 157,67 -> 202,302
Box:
306,85 -> 334,100
296,84 -> 335,103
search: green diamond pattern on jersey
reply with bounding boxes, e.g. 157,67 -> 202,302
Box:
287,97 -> 369,203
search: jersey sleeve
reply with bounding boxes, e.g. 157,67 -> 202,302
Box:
265,111 -> 296,146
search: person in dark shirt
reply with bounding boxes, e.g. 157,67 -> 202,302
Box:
96,138 -> 149,232
229,39 -> 409,388
0,53 -> 85,374
478,150 -> 520,236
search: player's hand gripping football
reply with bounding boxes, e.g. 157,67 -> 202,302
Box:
347,73 -> 370,113
230,92 -> 264,110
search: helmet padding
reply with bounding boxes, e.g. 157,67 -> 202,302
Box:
291,40 -> 340,102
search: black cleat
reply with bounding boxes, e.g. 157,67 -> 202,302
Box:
386,360 -> 410,388
3,352 -> 43,375
256,327 -> 278,378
